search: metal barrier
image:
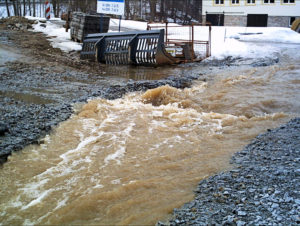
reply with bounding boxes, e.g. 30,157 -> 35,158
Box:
80,23 -> 211,65
81,30 -> 177,65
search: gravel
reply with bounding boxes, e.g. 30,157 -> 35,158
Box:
158,118 -> 300,225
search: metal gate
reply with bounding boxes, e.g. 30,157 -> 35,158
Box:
81,30 -> 177,65
81,24 -> 211,66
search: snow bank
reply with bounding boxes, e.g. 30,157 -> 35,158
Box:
212,26 -> 300,59
208,26 -> 285,59
229,27 -> 300,44
110,18 -> 147,30
109,19 -> 300,59
26,16 -> 300,59
26,16 -> 81,53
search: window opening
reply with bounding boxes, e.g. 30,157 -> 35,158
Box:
264,0 -> 275,3
283,0 -> 295,4
215,0 -> 224,4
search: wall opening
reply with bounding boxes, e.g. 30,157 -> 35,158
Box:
247,14 -> 268,27
290,17 -> 296,26
206,13 -> 224,26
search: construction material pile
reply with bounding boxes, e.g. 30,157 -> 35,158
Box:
70,12 -> 110,42
0,16 -> 36,31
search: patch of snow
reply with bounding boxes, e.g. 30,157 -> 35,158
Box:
26,16 -> 82,53
110,18 -> 147,30
25,16 -> 300,60
229,27 -> 300,44
209,26 -> 281,60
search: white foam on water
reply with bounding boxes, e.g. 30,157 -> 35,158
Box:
53,197 -> 69,211
6,195 -> 23,208
4,118 -> 113,216
111,179 -> 121,184
129,180 -> 137,184
148,119 -> 168,134
93,184 -> 104,189
21,189 -> 54,210
36,212 -> 52,225
184,81 -> 208,95
149,143 -> 163,151
59,133 -> 100,162
18,178 -> 50,198
152,110 -> 163,117
104,146 -> 126,165
103,122 -> 135,165
23,219 -> 35,226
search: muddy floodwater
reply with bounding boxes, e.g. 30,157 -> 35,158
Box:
1,43 -> 300,225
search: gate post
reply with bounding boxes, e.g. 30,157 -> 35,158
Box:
165,22 -> 168,43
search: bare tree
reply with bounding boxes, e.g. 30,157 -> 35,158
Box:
123,0 -> 202,24
52,0 -> 58,17
149,0 -> 156,22
57,0 -> 61,17
33,0 -> 36,17
5,0 -> 10,17
11,0 -> 18,16
23,0 -> 26,16
160,0 -> 165,21
17,0 -> 21,17
125,0 -> 130,19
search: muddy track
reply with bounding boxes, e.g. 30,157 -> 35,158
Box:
0,29 -> 96,73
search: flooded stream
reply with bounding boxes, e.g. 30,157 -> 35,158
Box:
1,44 -> 300,225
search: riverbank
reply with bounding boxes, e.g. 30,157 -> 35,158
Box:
162,118 -> 300,225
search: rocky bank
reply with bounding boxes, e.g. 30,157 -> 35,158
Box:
0,68 -> 200,163
160,118 -> 300,225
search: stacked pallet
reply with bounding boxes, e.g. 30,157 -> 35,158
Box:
70,12 -> 110,42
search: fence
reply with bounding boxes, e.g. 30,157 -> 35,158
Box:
147,22 -> 211,61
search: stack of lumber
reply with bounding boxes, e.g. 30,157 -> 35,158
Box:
70,12 -> 110,42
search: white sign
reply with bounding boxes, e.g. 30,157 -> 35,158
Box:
97,0 -> 125,16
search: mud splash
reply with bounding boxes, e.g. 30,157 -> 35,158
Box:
1,63 -> 300,225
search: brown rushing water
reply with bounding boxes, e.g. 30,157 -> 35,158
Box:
1,56 -> 300,224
